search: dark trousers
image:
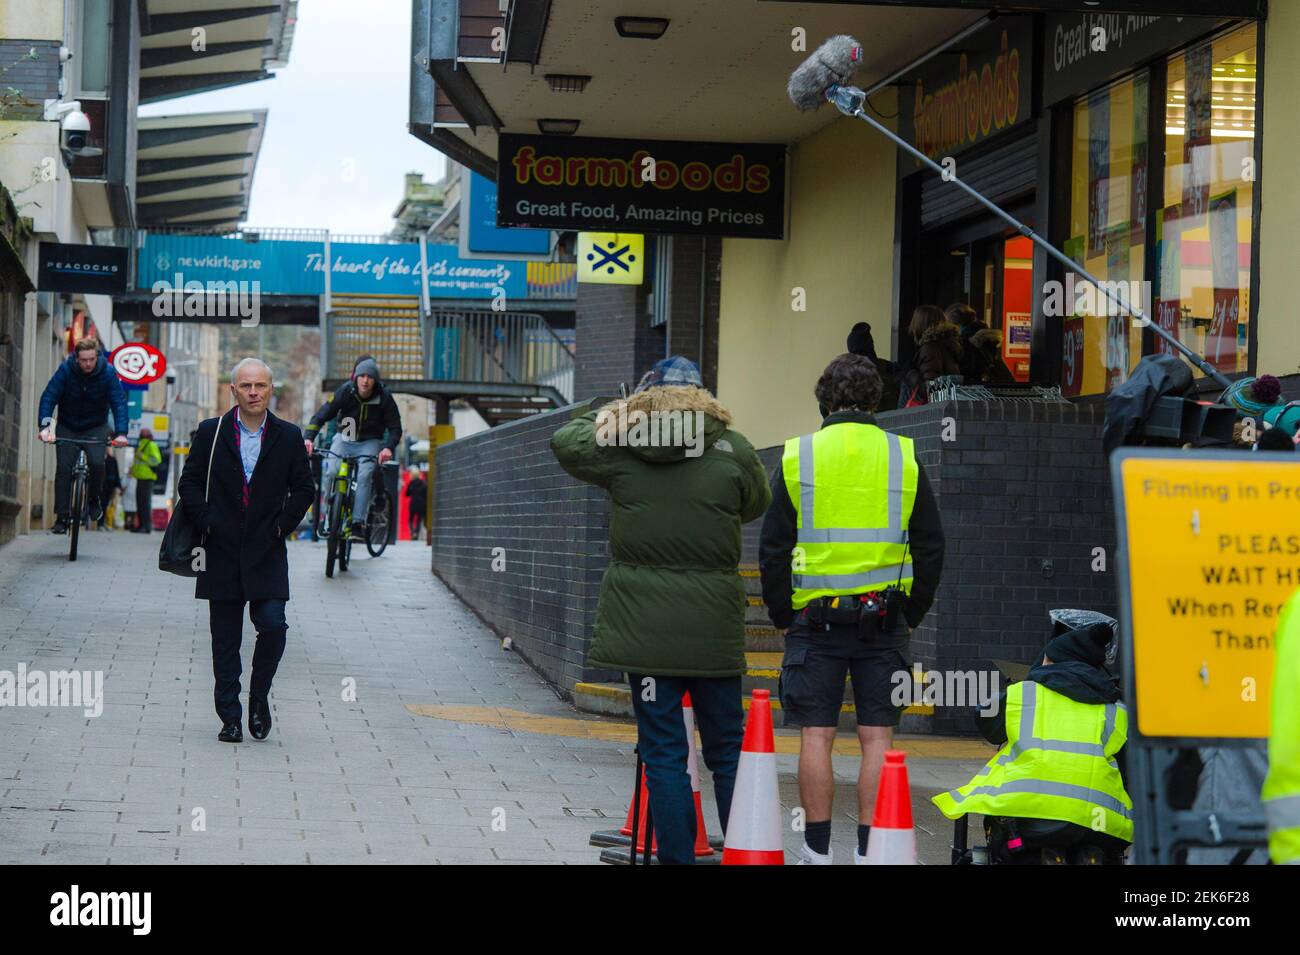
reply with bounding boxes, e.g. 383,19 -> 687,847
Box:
627,674 -> 744,865
409,509 -> 424,540
54,422 -> 107,520
209,599 -> 288,724
134,478 -> 154,531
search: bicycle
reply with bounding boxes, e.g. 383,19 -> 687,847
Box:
51,437 -> 106,562
314,450 -> 394,578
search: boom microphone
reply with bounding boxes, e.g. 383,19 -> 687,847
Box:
788,35 -> 863,111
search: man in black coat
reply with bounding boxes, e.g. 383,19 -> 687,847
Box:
178,358 -> 314,743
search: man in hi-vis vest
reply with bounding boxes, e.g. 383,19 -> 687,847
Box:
1264,589 -> 1300,865
760,354 -> 945,864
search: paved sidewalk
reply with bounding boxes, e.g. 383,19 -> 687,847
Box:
0,529 -> 986,864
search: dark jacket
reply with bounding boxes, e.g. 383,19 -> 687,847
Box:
758,411 -> 945,635
978,659 -> 1128,787
405,475 -> 427,509
551,386 -> 772,677
914,321 -> 964,383
306,380 -> 402,451
178,409 -> 315,601
39,353 -> 129,435
958,321 -> 1017,385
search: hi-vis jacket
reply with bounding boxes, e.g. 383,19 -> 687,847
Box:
1264,590 -> 1300,864
759,411 -> 944,632
933,680 -> 1134,842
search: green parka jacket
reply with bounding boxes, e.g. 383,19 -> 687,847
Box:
550,385 -> 771,677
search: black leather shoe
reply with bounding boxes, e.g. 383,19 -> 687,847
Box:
218,721 -> 243,743
248,697 -> 271,740
51,519 -> 68,535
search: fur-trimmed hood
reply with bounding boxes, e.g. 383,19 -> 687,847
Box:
598,385 -> 732,463
969,326 -> 1003,350
919,320 -> 963,348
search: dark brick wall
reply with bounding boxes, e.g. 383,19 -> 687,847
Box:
0,41 -> 60,119
740,400 -> 1117,735
0,189 -> 31,542
666,236 -> 722,392
573,282 -> 664,401
431,399 -> 621,694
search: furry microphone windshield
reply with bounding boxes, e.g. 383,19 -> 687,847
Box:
787,35 -> 864,111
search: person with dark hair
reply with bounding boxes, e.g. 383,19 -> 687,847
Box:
933,622 -> 1133,864
897,305 -> 962,406
846,322 -> 900,412
760,353 -> 945,864
1257,426 -> 1297,452
946,303 -> 1017,386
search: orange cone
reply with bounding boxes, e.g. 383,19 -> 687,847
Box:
863,750 -> 917,864
682,692 -> 715,857
722,689 -> 784,865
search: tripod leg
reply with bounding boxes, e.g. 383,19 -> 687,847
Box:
629,747 -> 642,866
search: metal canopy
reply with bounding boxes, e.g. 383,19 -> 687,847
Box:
135,111 -> 267,231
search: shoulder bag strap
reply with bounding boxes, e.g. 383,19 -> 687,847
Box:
205,414 -> 222,503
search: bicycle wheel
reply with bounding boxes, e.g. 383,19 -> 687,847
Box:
68,471 -> 85,561
338,489 -> 353,573
365,493 -> 391,557
325,493 -> 342,578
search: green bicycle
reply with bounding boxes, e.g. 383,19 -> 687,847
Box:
315,450 -> 392,578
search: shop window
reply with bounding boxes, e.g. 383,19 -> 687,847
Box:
1063,73 -> 1150,397
1159,24 -> 1256,381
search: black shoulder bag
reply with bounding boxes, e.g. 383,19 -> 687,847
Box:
158,415 -> 221,577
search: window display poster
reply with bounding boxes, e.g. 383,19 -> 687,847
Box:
1087,89 -> 1111,259
1154,206 -> 1183,358
1182,42 -> 1213,226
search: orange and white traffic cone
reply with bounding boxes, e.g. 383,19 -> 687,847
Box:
682,692 -> 715,857
722,689 -> 784,865
863,749 -> 917,865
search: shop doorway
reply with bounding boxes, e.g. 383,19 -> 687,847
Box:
918,226 -> 1034,382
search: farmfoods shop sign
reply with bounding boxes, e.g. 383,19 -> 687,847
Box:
496,134 -> 786,240
898,17 -> 1034,161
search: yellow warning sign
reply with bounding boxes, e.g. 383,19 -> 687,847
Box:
576,232 -> 644,285
1117,452 -> 1300,739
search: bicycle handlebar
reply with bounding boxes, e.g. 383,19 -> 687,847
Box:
52,437 -> 109,445
314,449 -> 384,464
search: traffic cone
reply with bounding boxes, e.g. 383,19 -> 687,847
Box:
722,689 -> 784,865
863,750 -> 917,864
682,692 -> 715,857
618,764 -> 658,855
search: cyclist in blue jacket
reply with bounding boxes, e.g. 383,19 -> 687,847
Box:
38,338 -> 129,533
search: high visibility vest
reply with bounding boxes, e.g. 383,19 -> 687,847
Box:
130,439 -> 161,481
932,680 -> 1134,843
1264,590 -> 1300,864
782,423 -> 918,610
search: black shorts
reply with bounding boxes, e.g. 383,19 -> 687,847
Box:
778,618 -> 910,728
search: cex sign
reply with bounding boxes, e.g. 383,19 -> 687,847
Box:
110,342 -> 167,385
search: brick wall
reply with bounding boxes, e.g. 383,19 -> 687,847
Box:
431,399 -> 620,694
665,236 -> 722,392
740,400 -> 1117,735
0,41 -> 60,120
573,283 -> 664,401
432,395 -> 1116,730
0,187 -> 31,544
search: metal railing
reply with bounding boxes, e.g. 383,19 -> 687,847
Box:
325,303 -> 575,405
423,309 -> 575,404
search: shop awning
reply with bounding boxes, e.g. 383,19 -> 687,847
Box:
135,110 -> 267,231
139,0 -> 298,104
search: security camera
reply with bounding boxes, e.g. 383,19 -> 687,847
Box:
62,108 -> 91,153
43,100 -> 101,158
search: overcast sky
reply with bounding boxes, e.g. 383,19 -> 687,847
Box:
139,0 -> 446,235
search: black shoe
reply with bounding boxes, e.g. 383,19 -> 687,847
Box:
91,504 -> 104,523
350,522 -> 367,539
248,697 -> 272,740
51,518 -> 68,535
218,721 -> 243,743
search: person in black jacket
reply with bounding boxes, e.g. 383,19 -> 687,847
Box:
99,447 -> 121,529
304,356 -> 402,536
37,339 -> 130,533
759,354 -> 945,864
178,358 -> 315,743
946,303 -> 1017,386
